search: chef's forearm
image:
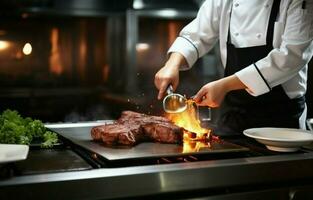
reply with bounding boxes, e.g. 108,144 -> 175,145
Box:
223,75 -> 247,93
165,52 -> 188,70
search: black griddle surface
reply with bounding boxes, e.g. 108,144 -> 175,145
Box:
14,149 -> 92,175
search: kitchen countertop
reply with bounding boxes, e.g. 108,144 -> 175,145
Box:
1,143 -> 313,199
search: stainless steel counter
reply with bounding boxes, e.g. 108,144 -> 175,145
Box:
1,121 -> 313,199
1,151 -> 313,199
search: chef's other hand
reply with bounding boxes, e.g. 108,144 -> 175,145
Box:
154,52 -> 187,100
193,75 -> 247,107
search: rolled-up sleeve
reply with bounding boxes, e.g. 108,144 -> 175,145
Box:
235,0 -> 313,96
168,0 -> 220,70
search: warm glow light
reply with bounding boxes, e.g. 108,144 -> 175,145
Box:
133,0 -> 144,9
0,30 -> 7,36
49,28 -> 63,75
23,43 -> 32,55
157,10 -> 179,18
167,100 -> 210,140
168,22 -> 178,46
136,43 -> 150,52
0,40 -> 10,50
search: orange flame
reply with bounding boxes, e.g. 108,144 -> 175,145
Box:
167,100 -> 211,140
183,140 -> 211,153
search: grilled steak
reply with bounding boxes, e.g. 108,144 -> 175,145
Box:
142,122 -> 182,143
91,111 -> 183,146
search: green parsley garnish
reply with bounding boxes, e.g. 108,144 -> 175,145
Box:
0,109 -> 58,148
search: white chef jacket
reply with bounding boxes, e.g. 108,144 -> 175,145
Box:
168,0 -> 313,128
169,0 -> 313,99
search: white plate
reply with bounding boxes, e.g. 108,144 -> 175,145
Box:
0,144 -> 29,164
243,127 -> 313,152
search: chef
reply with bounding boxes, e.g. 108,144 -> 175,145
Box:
154,0 -> 313,133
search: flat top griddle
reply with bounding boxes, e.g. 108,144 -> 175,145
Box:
45,121 -> 249,161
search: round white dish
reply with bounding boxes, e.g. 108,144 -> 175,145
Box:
243,127 -> 313,152
0,144 -> 29,164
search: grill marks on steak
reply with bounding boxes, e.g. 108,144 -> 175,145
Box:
91,111 -> 183,146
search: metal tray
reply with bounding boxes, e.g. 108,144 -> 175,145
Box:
45,121 -> 249,161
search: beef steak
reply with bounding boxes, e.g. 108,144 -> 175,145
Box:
91,111 -> 183,146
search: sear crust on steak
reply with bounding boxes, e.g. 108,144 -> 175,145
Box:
91,111 -> 183,146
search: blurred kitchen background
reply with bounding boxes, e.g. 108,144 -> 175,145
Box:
0,0 -> 312,123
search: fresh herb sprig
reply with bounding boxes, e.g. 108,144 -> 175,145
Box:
0,109 -> 58,148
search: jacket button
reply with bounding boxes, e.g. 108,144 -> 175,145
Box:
235,32 -> 239,36
256,33 -> 262,38
234,3 -> 239,7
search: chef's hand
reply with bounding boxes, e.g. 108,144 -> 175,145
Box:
154,52 -> 188,100
193,75 -> 247,107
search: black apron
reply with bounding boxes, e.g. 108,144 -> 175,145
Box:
218,0 -> 305,133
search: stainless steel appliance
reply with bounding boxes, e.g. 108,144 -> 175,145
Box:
1,122 -> 313,199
